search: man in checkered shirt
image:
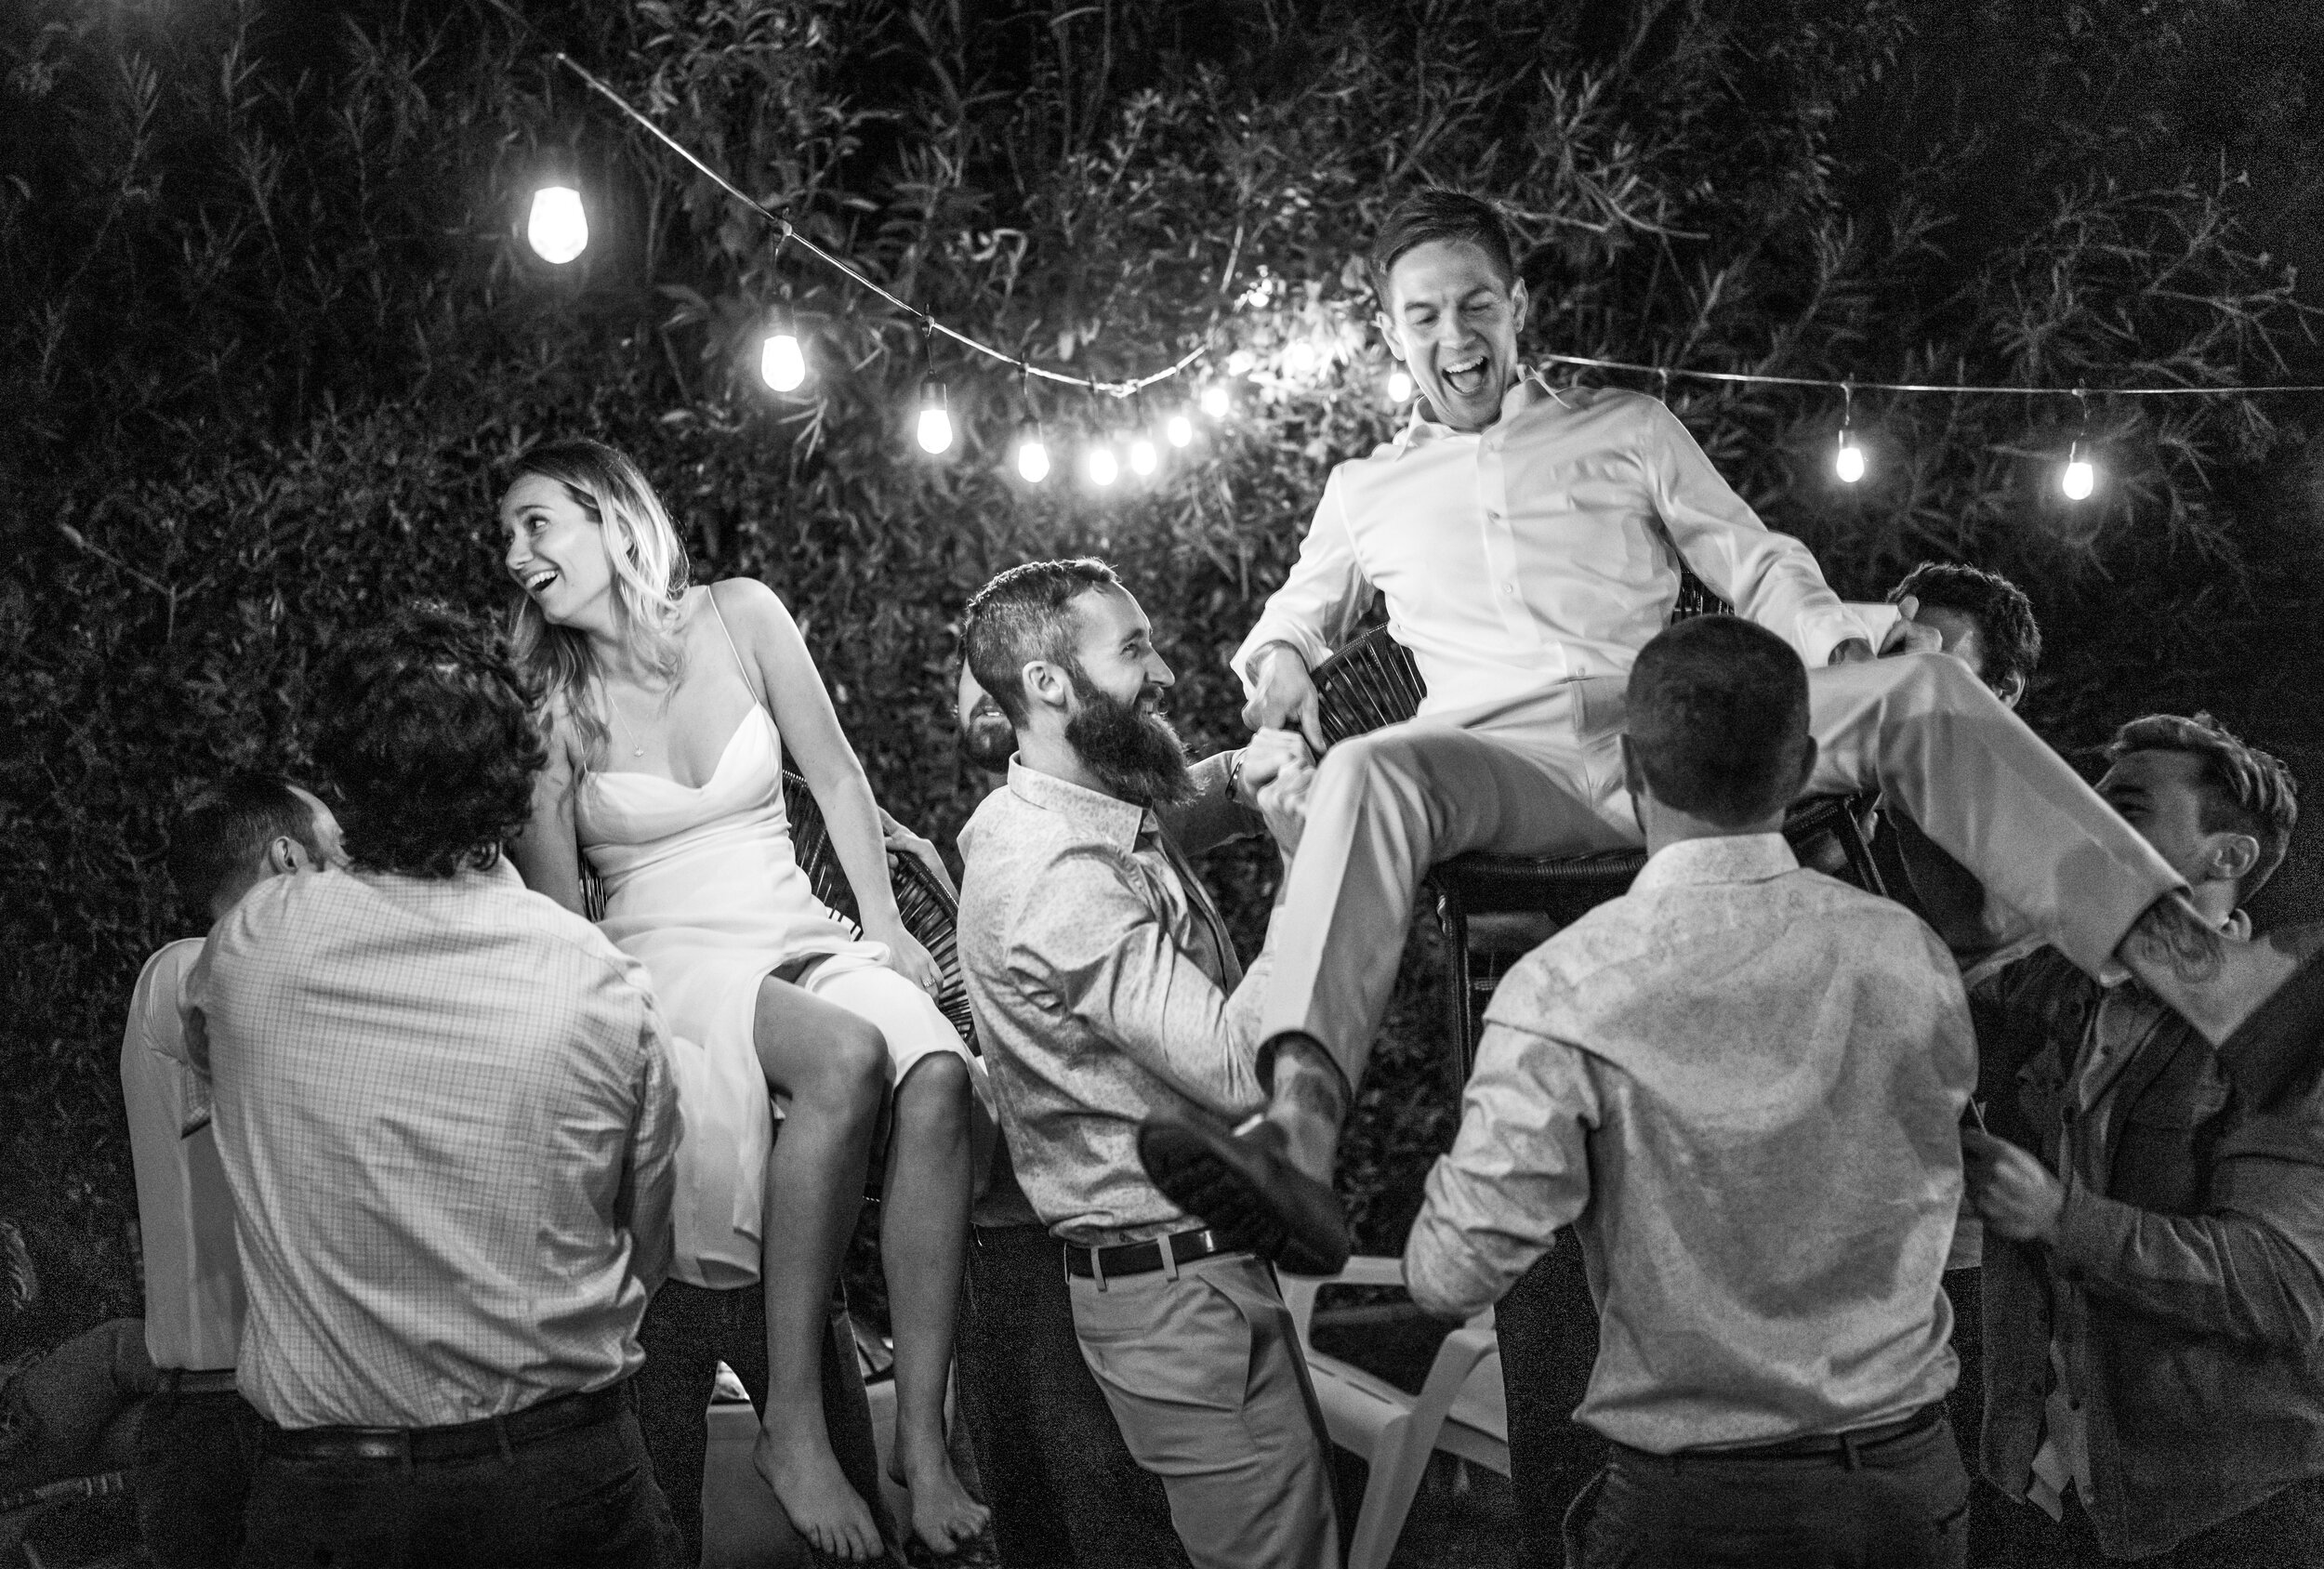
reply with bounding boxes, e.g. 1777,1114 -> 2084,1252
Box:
186,605 -> 683,1569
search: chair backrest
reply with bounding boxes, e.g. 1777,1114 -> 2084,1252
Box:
577,778 -> 978,1054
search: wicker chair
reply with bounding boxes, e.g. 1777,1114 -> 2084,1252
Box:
579,774 -> 976,1055
1308,575 -> 1882,1089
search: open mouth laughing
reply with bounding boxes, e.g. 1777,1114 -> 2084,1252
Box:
1440,351 -> 1491,399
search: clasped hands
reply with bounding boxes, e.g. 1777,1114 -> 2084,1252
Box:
1234,726 -> 1319,862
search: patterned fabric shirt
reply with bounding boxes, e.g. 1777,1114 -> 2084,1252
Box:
1235,379 -> 1870,714
186,860 -> 678,1429
957,760 -> 1277,1246
1406,834 -> 1975,1453
120,939 -> 245,1373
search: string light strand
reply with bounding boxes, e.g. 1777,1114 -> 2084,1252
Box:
1535,350 -> 2324,399
550,52 -> 1211,399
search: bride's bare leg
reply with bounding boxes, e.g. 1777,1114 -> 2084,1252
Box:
748,977 -> 887,1562
880,1053 -> 989,1555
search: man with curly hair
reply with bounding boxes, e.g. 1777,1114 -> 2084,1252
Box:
184,604 -> 684,1568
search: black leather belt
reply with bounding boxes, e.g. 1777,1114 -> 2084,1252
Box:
156,1368 -> 241,1397
1673,1400 -> 1947,1462
1063,1227 -> 1232,1282
262,1378 -> 630,1463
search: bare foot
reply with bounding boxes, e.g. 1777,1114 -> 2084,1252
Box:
753,1420 -> 884,1562
888,1436 -> 991,1557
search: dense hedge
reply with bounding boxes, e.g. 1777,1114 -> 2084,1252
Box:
7,0 -> 2321,1343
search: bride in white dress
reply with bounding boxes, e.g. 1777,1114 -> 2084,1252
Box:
500,440 -> 989,1561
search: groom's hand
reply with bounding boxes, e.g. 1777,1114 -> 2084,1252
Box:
1244,643 -> 1327,754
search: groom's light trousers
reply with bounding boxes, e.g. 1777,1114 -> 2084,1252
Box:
1261,651 -> 2182,1087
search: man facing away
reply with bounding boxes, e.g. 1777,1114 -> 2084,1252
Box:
185,605 -> 684,1568
1965,713 -> 2324,1568
1142,187 -> 2318,1273
122,774 -> 343,1569
1405,614 -> 1978,1568
954,560 -> 1339,1569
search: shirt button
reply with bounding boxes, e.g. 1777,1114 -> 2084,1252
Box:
1501,582 -> 1518,598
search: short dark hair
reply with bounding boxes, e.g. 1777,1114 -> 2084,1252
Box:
310,604 -> 548,878
1627,616 -> 1812,827
166,774 -> 324,915
1368,190 -> 1518,304
1888,561 -> 2041,697
961,560 -> 1122,728
2107,712 -> 2299,899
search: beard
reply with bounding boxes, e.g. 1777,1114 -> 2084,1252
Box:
1064,671 -> 1195,807
958,705 -> 1017,774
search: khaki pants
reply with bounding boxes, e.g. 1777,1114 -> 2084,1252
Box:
1068,1253 -> 1340,1569
1265,651 -> 2180,1084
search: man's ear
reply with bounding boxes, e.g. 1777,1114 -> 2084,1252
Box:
1791,733 -> 1820,800
1997,672 -> 2027,710
1377,309 -> 1407,365
1618,733 -> 1647,804
1509,276 -> 1530,335
1021,658 -> 1073,716
265,836 -> 310,877
2211,831 -> 2261,890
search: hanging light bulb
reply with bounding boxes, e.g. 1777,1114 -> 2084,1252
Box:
1016,425 -> 1050,483
526,186 -> 588,264
1166,413 -> 1194,447
1129,435 -> 1158,476
1199,384 -> 1231,419
916,383 -> 953,455
1387,368 -> 1414,402
1835,433 -> 1866,484
760,330 -> 807,392
1088,444 -> 1119,487
1282,339 -> 1319,378
2061,448 -> 2095,501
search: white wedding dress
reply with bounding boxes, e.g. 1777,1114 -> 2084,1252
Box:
574,593 -> 975,1288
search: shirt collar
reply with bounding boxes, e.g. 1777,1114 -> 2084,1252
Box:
1390,371 -> 1568,459
1630,832 -> 1799,894
1006,758 -> 1155,850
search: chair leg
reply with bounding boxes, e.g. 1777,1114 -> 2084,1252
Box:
1835,795 -> 1887,899
1344,1413 -> 1429,1569
1431,879 -> 1475,1099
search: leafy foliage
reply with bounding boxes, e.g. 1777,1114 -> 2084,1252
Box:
6,0 -> 2318,1337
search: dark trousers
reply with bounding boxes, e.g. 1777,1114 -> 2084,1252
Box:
236,1384 -> 684,1569
1570,1410 -> 1970,1569
1984,1475 -> 2324,1569
1499,1233 -> 1607,1562
631,1278 -> 885,1567
136,1382 -> 259,1569
953,1222 -> 1187,1568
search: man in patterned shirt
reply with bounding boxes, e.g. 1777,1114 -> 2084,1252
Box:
955,560 -> 1337,1569
186,605 -> 683,1569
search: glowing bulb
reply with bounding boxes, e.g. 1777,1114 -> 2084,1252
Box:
916,384 -> 952,455
1387,369 -> 1414,402
1088,446 -> 1119,487
1835,442 -> 1866,484
526,186 -> 588,264
1199,384 -> 1231,419
1129,438 -> 1158,476
2062,457 -> 2094,501
760,332 -> 806,392
1166,414 -> 1193,447
1017,433 -> 1050,483
1283,340 -> 1319,377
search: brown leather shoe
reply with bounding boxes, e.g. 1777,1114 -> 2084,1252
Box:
1137,1113 -> 1351,1276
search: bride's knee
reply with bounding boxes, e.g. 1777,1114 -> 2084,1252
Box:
893,1053 -> 971,1130
802,1015 -> 889,1119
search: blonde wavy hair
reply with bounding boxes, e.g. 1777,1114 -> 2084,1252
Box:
504,439 -> 691,765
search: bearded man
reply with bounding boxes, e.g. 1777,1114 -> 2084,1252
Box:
954,559 -> 1339,1569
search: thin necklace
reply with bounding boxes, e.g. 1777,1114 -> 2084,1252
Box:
601,676 -> 649,759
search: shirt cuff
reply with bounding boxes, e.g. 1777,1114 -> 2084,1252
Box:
1401,1205 -> 1505,1323
1796,603 -> 1876,667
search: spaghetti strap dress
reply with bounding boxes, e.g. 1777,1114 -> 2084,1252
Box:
574,587 -> 977,1288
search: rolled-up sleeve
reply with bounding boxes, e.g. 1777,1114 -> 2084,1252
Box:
1232,468 -> 1375,692
608,951 -> 680,1295
1640,401 -> 1866,666
1404,1020 -> 1599,1322
1023,848 -> 1269,1120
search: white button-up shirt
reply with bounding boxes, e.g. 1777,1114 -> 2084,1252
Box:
1405,834 -> 1974,1452
1235,380 -> 1869,714
121,938 -> 246,1373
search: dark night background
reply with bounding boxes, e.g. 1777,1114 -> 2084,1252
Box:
6,0 -> 2323,1556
